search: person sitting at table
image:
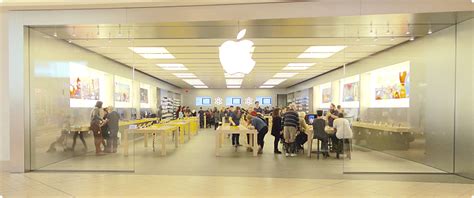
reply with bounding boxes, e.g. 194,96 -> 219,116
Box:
312,110 -> 329,158
245,114 -> 268,154
295,112 -> 309,152
331,113 -> 353,159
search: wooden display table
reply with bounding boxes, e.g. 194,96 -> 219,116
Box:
215,125 -> 258,157
123,125 -> 179,156
167,120 -> 191,144
184,117 -> 199,135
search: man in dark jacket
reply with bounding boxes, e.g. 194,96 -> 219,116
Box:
104,106 -> 120,153
313,110 -> 329,158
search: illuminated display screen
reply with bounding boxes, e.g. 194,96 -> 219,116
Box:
196,97 -> 212,106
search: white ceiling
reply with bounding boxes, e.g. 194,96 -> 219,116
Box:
31,12 -> 464,89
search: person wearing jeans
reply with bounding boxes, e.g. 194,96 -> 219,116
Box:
282,104 -> 299,157
228,106 -> 241,147
246,114 -> 268,154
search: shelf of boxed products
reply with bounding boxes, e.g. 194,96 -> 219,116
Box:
161,97 -> 175,119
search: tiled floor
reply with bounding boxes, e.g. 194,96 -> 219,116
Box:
37,129 -> 442,176
4,128 -> 472,197
0,171 -> 473,197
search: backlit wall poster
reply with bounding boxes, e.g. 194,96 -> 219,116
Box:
369,61 -> 410,108
140,83 -> 151,108
114,76 -> 132,108
69,62 -> 105,108
340,75 -> 360,108
319,82 -> 332,108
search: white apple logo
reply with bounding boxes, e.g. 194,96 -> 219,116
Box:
219,29 -> 256,75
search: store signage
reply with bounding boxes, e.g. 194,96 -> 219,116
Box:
219,29 -> 256,75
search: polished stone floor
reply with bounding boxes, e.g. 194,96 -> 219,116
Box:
36,129 -> 443,176
4,128 -> 471,197
0,171 -> 472,197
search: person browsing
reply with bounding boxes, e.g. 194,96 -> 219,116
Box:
246,114 -> 268,154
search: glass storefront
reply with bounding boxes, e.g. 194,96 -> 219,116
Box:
25,12 -> 473,179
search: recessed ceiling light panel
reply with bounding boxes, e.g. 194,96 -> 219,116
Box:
183,79 -> 205,85
140,53 -> 175,59
298,53 -> 335,59
226,79 -> 243,85
304,46 -> 347,53
298,46 -> 346,59
173,73 -> 196,78
283,66 -> 309,70
263,79 -> 287,85
129,47 -> 170,54
194,85 -> 208,88
287,63 -> 315,67
259,85 -> 274,88
227,86 -> 241,88
274,73 -> 298,78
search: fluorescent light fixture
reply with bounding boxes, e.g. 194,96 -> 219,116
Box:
263,79 -> 287,85
287,63 -> 315,67
227,86 -> 241,88
226,79 -> 243,85
298,46 -> 346,59
298,53 -> 335,59
283,66 -> 309,70
225,73 -> 245,78
157,64 -> 188,70
259,85 -> 274,88
183,79 -> 205,85
140,53 -> 175,59
194,85 -> 208,88
274,73 -> 298,78
303,46 -> 347,53
129,47 -> 170,54
173,73 -> 196,78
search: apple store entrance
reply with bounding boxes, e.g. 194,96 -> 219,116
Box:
26,11 -> 471,180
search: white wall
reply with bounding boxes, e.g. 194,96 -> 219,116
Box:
182,89 -> 286,110
0,9 -> 10,164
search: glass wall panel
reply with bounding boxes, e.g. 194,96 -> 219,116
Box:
341,22 -> 457,173
28,27 -> 136,171
455,18 -> 474,179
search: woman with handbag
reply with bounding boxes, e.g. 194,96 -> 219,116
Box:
90,101 -> 106,155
